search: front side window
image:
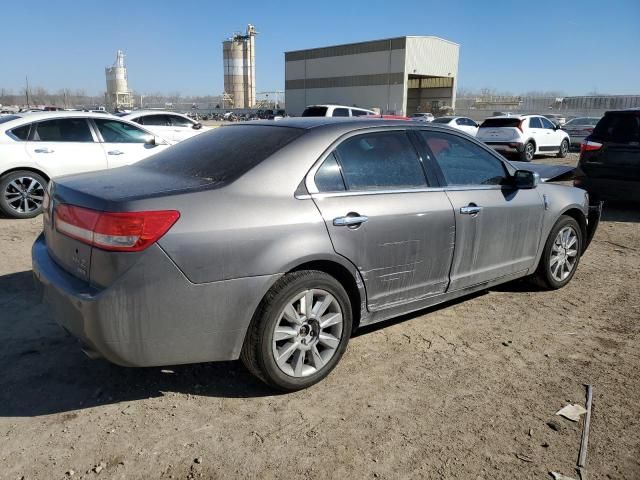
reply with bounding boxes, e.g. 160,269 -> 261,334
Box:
94,119 -> 151,143
419,131 -> 508,186
314,153 -> 346,192
332,108 -> 350,117
541,117 -> 556,129
528,117 -> 543,129
335,131 -> 427,191
351,109 -> 368,117
33,118 -> 93,142
169,115 -> 194,127
302,106 -> 328,117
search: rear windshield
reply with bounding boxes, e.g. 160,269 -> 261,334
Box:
592,112 -> 640,142
302,106 -> 328,117
0,115 -> 21,124
432,117 -> 453,124
137,125 -> 306,184
479,118 -> 521,128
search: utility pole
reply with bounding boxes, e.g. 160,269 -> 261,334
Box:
25,76 -> 30,108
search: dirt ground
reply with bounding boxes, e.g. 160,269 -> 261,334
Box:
1,153 -> 639,480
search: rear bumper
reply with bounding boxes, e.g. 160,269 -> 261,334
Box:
32,234 -> 280,367
483,141 -> 524,153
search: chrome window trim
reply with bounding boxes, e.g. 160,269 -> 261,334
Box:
303,125 -> 517,197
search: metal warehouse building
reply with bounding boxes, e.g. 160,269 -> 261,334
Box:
285,36 -> 459,116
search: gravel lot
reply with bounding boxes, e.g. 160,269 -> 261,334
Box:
1,153 -> 639,479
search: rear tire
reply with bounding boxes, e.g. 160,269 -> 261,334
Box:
241,270 -> 353,391
0,170 -> 48,219
519,141 -> 535,162
531,215 -> 582,290
557,139 -> 569,158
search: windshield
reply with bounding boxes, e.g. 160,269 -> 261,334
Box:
592,112 -> 640,142
479,118 -> 521,128
302,106 -> 328,117
137,125 -> 306,184
0,115 -> 21,124
565,117 -> 599,126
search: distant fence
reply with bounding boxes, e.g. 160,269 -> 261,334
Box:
455,95 -> 640,120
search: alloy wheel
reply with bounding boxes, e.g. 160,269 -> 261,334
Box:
525,143 -> 535,161
3,176 -> 45,214
271,289 -> 344,377
550,226 -> 579,282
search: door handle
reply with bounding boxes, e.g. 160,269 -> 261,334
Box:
460,205 -> 482,215
107,150 -> 124,155
34,148 -> 54,153
333,215 -> 368,227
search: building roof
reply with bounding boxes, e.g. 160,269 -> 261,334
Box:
285,35 -> 459,55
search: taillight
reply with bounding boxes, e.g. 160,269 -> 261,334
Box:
55,204 -> 179,252
516,120 -> 524,133
580,140 -> 602,153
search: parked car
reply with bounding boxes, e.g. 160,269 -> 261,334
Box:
301,104 -> 377,117
0,112 -> 170,218
574,109 -> 640,202
477,114 -> 570,161
431,116 -> 479,136
561,117 -> 601,148
120,111 -> 211,143
410,112 -> 435,122
544,114 -> 567,127
33,118 -> 600,391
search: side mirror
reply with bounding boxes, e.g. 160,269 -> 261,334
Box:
145,135 -> 167,146
192,122 -> 203,130
513,169 -> 540,189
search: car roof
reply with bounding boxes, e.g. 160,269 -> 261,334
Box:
122,110 -> 190,117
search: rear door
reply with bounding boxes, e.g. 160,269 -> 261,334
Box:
309,129 -> 455,311
417,130 -> 544,290
25,118 -> 107,177
527,117 -> 546,150
92,118 -> 168,168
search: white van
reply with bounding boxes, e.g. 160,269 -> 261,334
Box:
301,104 -> 377,118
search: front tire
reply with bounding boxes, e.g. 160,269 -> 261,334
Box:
532,215 -> 582,290
0,170 -> 47,219
241,270 -> 353,391
557,139 -> 569,158
519,141 -> 535,162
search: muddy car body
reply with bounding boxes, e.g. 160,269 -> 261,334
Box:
33,118 -> 601,390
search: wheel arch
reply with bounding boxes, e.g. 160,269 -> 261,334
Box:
1,166 -> 50,183
559,207 -> 588,250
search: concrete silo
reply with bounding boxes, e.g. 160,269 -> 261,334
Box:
105,50 -> 133,111
222,24 -> 257,109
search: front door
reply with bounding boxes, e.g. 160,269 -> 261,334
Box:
417,130 -> 545,291
92,118 -> 168,168
309,131 -> 455,311
25,118 -> 107,177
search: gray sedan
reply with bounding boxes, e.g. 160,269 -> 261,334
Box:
33,118 -> 601,391
562,117 -> 601,147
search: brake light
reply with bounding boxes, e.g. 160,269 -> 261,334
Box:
516,120 -> 524,133
580,140 -> 602,153
55,204 -> 179,252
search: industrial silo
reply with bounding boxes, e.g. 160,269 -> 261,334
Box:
222,24 -> 257,109
105,50 -> 133,112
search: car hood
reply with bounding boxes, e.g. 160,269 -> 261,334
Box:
509,161 -> 575,182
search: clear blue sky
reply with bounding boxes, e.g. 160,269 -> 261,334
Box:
3,0 -> 639,96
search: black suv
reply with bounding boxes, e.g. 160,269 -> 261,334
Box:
574,109 -> 640,203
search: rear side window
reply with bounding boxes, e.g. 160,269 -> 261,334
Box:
33,119 -> 93,142
419,131 -> 507,186
432,117 -> 452,124
140,115 -> 171,126
314,153 -> 346,192
335,131 -> 427,191
593,113 -> 640,142
351,109 -> 368,117
94,119 -> 151,143
528,117 -> 543,128
480,118 -> 521,128
302,106 -> 328,117
169,115 -> 193,127
10,124 -> 30,140
332,108 -> 350,117
137,125 -> 305,184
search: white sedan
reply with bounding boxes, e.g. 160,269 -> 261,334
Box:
120,111 -> 212,143
431,116 -> 480,136
0,111 -> 170,218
